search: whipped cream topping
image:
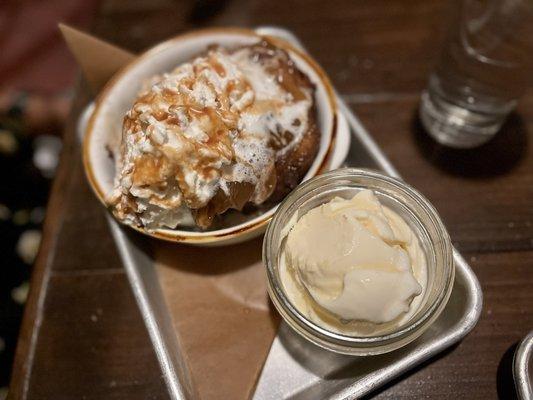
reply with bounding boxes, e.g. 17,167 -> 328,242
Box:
281,190 -> 426,334
110,42 -> 316,229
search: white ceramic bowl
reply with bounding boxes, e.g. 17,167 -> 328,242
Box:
83,27 -> 349,246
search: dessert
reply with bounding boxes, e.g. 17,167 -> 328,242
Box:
109,41 -> 319,230
280,190 -> 426,334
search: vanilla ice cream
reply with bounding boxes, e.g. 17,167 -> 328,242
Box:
281,190 -> 426,333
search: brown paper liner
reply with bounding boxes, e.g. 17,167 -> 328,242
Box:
61,25 -> 281,399
59,23 -> 135,93
156,238 -> 279,400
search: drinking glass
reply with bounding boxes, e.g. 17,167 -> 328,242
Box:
420,0 -> 533,148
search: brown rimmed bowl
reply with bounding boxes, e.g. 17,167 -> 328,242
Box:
83,27 -> 348,246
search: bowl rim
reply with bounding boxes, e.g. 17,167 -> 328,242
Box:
83,26 -> 338,244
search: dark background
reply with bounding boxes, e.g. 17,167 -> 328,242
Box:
0,0 -> 98,395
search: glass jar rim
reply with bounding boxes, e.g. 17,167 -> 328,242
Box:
263,168 -> 455,352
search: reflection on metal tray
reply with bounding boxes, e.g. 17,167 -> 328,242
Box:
77,26 -> 483,399
514,331 -> 533,400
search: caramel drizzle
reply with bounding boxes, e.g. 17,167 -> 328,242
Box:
117,42 -> 313,228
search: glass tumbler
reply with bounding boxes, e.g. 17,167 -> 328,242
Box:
420,0 -> 533,148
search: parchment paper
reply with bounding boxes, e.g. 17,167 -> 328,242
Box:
156,238 -> 279,400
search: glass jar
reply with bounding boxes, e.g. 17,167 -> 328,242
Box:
263,168 -> 455,355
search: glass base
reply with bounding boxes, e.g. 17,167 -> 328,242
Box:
419,91 -> 509,149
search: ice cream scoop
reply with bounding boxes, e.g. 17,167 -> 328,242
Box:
283,189 -> 424,326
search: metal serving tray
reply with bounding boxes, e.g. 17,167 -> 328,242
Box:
77,27 -> 483,399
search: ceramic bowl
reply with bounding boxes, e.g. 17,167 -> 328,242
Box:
83,27 -> 349,246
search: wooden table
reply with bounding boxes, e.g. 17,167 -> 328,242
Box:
9,0 -> 533,398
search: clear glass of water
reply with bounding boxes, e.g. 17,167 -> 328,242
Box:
420,0 -> 533,148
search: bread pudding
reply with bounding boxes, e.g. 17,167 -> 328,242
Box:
109,41 -> 320,230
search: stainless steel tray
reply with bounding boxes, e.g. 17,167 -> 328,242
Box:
514,331 -> 533,399
77,26 -> 483,399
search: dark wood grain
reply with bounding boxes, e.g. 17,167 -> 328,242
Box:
25,273 -> 167,400
8,0 -> 533,399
